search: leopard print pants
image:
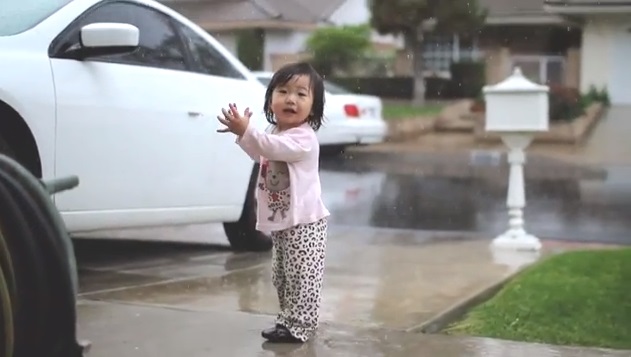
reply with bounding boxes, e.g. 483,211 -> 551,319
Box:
270,218 -> 328,342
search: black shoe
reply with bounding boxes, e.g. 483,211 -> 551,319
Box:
263,325 -> 303,344
261,324 -> 282,339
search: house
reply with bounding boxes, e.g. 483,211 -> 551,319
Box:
403,0 -> 581,89
477,0 -> 582,88
163,0 -> 620,103
163,0 -> 579,89
544,0 -> 631,104
162,0 -> 402,71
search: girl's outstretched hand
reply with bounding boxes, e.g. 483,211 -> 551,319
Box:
217,103 -> 251,136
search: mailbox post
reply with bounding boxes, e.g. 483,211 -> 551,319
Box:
483,67 -> 549,251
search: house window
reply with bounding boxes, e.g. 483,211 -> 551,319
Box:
422,33 -> 482,77
511,55 -> 566,85
457,35 -> 482,62
422,34 -> 453,74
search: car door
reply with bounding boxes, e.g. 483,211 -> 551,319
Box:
49,1 -> 255,231
166,12 -> 267,208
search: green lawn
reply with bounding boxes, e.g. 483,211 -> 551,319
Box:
445,248 -> 631,350
382,103 -> 443,120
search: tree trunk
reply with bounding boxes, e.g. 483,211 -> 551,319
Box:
406,31 -> 426,106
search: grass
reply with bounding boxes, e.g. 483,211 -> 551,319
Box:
445,248 -> 631,350
382,103 -> 443,120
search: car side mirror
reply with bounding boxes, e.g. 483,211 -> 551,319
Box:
65,22 -> 139,60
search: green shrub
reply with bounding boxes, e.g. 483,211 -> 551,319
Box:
306,25 -> 371,76
583,85 -> 610,107
450,61 -> 485,98
548,85 -> 585,122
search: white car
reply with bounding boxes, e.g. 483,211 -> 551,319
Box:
0,0 -> 273,251
252,71 -> 387,151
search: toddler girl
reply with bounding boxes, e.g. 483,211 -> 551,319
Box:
216,62 -> 330,343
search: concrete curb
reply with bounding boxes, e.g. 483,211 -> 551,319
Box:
406,267 -> 526,334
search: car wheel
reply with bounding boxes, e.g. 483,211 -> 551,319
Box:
321,145 -> 347,156
223,164 -> 272,252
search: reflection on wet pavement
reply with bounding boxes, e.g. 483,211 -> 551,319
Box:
320,153 -> 631,245
80,236 -> 511,331
74,152 -> 631,246
78,300 -> 629,357
74,143 -> 631,355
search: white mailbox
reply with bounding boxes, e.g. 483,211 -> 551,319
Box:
483,67 -> 549,132
484,67 -> 548,252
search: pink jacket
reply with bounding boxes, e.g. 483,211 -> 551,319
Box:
237,122 -> 330,233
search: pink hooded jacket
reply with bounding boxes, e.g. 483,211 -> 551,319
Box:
236,122 -> 330,233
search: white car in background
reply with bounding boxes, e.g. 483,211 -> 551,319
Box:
252,71 -> 387,151
0,0 -> 273,251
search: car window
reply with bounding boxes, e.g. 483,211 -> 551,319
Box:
59,2 -> 189,71
257,76 -> 272,86
175,23 -> 244,80
1,0 -> 72,36
324,80 -> 352,95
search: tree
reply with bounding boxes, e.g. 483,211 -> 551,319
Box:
370,0 -> 487,104
306,25 -> 371,77
237,29 -> 265,70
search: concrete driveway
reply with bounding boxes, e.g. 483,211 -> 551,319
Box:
74,139 -> 631,356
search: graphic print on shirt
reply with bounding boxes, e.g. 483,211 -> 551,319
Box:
259,159 -> 291,222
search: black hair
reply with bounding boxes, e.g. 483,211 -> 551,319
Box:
263,62 -> 325,131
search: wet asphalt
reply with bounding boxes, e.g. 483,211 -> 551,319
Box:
321,150 -> 631,245
73,148 -> 631,269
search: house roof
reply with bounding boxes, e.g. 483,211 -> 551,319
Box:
162,0 -> 582,32
291,0 -> 349,20
161,0 -> 347,31
544,0 -> 631,13
479,0 -> 567,25
546,0 -> 631,4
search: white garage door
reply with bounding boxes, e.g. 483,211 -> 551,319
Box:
609,28 -> 631,104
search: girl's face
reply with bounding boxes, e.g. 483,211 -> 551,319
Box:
270,75 -> 314,130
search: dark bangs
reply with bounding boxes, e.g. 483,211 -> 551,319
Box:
263,62 -> 325,131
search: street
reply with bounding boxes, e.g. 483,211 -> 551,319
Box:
73,149 -> 631,356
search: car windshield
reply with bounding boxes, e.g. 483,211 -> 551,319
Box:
0,0 -> 73,36
256,76 -> 353,95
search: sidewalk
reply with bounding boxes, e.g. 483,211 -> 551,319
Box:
78,230 -> 514,331
75,226 -> 630,356
77,297 -> 628,357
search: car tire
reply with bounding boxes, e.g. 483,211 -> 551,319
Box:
223,164 -> 272,252
0,134 -> 15,159
321,145 -> 347,156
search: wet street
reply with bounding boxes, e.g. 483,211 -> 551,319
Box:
324,150 -> 631,245
76,148 -> 631,247
73,110 -> 631,356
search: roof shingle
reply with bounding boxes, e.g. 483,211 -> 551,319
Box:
478,0 -> 567,24
163,0 -> 580,31
162,0 -> 347,30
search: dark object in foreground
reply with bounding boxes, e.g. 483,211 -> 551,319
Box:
0,154 -> 86,357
